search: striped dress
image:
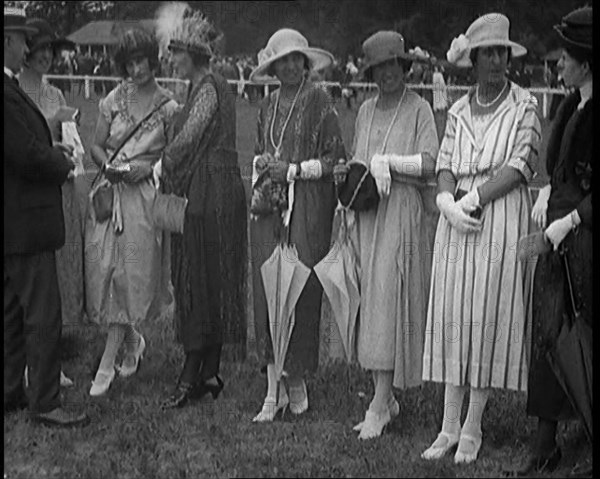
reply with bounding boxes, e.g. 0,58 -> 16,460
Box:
422,83 -> 541,392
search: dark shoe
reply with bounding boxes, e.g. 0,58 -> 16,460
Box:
161,381 -> 197,410
4,395 -> 28,414
32,407 -> 89,428
194,375 -> 224,400
505,447 -> 562,476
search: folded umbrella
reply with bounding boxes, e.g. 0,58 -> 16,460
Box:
314,207 -> 360,363
260,242 -> 311,402
546,248 -> 592,443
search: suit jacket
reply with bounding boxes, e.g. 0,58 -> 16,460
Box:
4,73 -> 73,255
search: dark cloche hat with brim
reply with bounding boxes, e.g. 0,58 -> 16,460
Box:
26,18 -> 75,54
337,162 -> 380,211
4,6 -> 38,35
554,6 -> 592,50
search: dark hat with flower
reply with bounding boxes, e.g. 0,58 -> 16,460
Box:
554,6 -> 592,50
25,18 -> 75,56
337,162 -> 379,211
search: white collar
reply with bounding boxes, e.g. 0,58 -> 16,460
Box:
578,79 -> 592,109
4,66 -> 17,79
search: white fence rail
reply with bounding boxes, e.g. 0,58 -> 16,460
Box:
44,74 -> 566,118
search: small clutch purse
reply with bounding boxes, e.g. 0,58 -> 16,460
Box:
152,193 -> 188,234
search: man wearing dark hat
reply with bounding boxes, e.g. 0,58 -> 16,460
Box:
507,6 -> 592,477
4,6 -> 88,427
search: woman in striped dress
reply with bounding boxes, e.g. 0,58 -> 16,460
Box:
421,14 -> 541,464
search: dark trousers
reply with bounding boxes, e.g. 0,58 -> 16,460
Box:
4,251 -> 62,414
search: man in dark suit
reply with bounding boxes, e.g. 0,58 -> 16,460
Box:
4,7 -> 88,427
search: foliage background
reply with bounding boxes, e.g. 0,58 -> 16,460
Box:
7,0 -> 588,59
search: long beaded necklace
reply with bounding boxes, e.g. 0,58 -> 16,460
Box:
269,75 -> 306,160
365,85 -> 407,158
476,81 -> 508,108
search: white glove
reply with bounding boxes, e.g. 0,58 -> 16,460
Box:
545,210 -> 580,250
299,159 -> 322,180
287,163 -> 299,183
436,191 -> 482,234
387,153 -> 422,177
370,153 -> 391,198
456,188 -> 481,215
153,159 -> 162,188
532,184 -> 551,229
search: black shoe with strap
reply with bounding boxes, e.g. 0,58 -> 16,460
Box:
194,375 -> 224,400
32,407 -> 89,428
160,381 -> 198,410
503,447 -> 562,476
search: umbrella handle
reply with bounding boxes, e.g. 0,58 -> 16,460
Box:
559,247 -> 580,320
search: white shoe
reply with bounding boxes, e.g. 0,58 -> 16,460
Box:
421,431 -> 460,460
289,380 -> 308,415
357,408 -> 391,440
60,370 -> 74,388
353,395 -> 399,432
252,391 -> 290,422
90,368 -> 116,397
454,432 -> 483,464
118,335 -> 146,378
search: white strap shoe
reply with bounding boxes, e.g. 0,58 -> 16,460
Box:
353,395 -> 399,432
357,408 -> 391,440
454,432 -> 483,464
289,380 -> 308,415
90,368 -> 116,397
252,391 -> 290,422
421,431 -> 460,460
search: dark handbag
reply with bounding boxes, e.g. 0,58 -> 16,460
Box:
91,99 -> 171,222
337,162 -> 379,211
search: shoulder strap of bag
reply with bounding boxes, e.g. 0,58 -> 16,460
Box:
92,98 -> 171,186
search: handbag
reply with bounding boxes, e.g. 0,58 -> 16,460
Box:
91,98 -> 171,223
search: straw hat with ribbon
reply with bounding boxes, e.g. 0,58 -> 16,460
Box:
250,28 -> 334,82
359,31 -> 422,79
554,6 -> 592,50
447,13 -> 526,67
4,6 -> 38,36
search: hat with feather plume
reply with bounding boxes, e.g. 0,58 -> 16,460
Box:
156,2 -> 220,58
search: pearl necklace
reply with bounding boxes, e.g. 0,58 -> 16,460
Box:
366,86 -> 407,157
269,75 -> 306,160
476,81 -> 508,108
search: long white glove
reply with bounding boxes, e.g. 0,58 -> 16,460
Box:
370,153 -> 391,197
532,184 -> 551,229
436,191 -> 482,234
387,153 -> 422,177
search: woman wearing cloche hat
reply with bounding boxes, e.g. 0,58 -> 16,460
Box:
508,6 -> 593,477
421,13 -> 542,464
249,28 -> 346,422
334,30 -> 439,440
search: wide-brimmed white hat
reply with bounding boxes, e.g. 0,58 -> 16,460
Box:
447,13 -> 526,67
250,28 -> 333,82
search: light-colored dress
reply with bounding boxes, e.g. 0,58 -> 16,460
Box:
422,82 -> 541,392
22,78 -> 86,326
85,82 -> 178,326
354,90 -> 439,389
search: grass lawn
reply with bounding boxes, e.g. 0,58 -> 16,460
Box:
4,86 -> 586,479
